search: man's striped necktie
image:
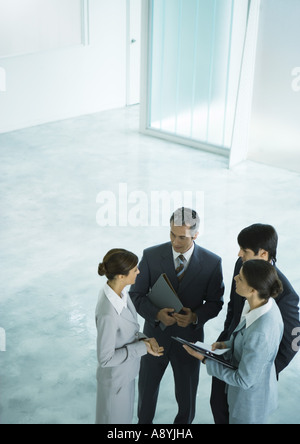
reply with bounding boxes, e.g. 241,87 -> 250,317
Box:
176,255 -> 186,281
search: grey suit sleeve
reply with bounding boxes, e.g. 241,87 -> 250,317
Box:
96,314 -> 147,368
206,331 -> 270,390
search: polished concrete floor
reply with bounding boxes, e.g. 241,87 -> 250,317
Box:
0,106 -> 299,424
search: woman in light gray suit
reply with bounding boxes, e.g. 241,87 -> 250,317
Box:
184,260 -> 284,424
95,249 -> 163,425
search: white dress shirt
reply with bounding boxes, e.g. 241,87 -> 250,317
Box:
240,297 -> 274,329
172,242 -> 195,270
104,282 -> 128,316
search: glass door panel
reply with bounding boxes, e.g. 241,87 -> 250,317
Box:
148,0 -> 249,151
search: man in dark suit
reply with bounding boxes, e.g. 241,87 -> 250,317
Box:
210,223 -> 300,424
130,208 -> 224,424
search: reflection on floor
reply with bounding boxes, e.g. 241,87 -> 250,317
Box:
0,106 -> 299,424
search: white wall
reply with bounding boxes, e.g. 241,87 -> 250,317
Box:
0,0 -> 83,58
0,0 -> 127,133
248,0 -> 300,172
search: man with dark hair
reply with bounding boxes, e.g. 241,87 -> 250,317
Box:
237,223 -> 278,263
210,223 -> 300,424
130,208 -> 224,424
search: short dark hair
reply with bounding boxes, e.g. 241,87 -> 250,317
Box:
98,249 -> 138,280
170,207 -> 200,236
238,224 -> 278,263
242,260 -> 283,300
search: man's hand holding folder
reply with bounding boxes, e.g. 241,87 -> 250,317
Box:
156,307 -> 177,327
173,308 -> 197,327
156,307 -> 197,328
149,274 -> 197,329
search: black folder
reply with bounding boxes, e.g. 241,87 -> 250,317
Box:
172,336 -> 237,370
148,274 -> 183,313
148,274 -> 183,330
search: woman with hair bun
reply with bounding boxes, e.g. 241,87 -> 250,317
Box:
95,249 -> 163,425
184,260 -> 284,424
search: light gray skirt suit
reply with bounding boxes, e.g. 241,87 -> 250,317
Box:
206,298 -> 284,424
95,285 -> 147,424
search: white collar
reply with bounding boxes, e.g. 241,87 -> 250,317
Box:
172,242 -> 195,265
104,282 -> 128,315
241,298 -> 274,329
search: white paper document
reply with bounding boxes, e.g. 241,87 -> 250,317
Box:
194,341 -> 230,356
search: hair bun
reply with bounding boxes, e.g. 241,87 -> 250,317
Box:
98,262 -> 107,276
270,279 -> 283,299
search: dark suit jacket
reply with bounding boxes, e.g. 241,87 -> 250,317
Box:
130,242 -> 224,347
218,258 -> 300,375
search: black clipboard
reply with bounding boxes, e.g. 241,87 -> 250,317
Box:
172,336 -> 237,370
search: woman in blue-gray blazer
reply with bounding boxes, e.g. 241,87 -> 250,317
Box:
184,260 -> 284,424
95,249 -> 164,424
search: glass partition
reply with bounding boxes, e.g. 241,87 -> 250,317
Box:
148,0 -> 250,151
